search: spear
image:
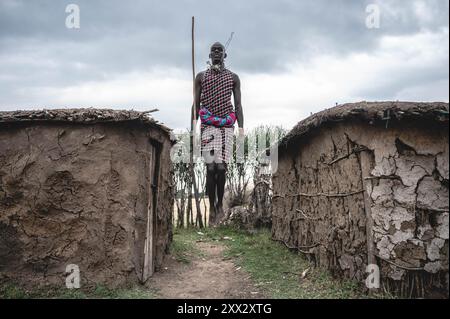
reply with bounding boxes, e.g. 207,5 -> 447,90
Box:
190,16 -> 203,228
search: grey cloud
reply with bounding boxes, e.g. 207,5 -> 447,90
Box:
1,0 -> 448,75
0,0 -> 448,124
356,65 -> 449,100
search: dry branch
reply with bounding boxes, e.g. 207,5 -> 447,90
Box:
273,190 -> 365,198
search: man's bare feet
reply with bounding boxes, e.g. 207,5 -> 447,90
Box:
216,203 -> 224,224
209,204 -> 217,226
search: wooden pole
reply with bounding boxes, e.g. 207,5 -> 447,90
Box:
190,16 -> 204,228
359,151 -> 379,294
191,16 -> 196,84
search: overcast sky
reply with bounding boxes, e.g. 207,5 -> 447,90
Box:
0,0 -> 448,131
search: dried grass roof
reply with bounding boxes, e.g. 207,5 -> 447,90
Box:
0,107 -> 172,133
279,101 -> 449,149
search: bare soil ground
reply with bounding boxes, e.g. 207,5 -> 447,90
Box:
148,241 -> 264,299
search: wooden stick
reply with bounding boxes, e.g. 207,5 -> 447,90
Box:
374,254 -> 424,271
296,208 -> 320,220
189,16 -> 203,228
325,146 -> 368,165
358,151 -> 378,294
273,190 -> 365,198
141,109 -> 159,114
191,16 -> 196,83
271,238 -> 320,254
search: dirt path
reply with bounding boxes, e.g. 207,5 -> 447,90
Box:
148,241 -> 264,299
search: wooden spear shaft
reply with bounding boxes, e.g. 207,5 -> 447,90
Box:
190,16 -> 203,228
191,16 -> 196,84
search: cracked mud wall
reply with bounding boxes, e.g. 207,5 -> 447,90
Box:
272,120 -> 449,297
0,121 -> 173,288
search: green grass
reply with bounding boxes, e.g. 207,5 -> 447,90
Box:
0,283 -> 155,299
170,227 -> 206,263
1,226 -> 390,299
176,226 -> 372,299
0,284 -> 31,299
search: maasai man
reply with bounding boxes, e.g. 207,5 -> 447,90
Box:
193,42 -> 244,225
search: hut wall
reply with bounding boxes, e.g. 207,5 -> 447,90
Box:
0,121 -> 173,288
272,120 -> 449,297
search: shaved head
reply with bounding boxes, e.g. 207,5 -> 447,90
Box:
209,42 -> 227,65
210,42 -> 225,50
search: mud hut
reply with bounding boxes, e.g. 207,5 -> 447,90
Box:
0,108 -> 174,289
271,101 -> 449,298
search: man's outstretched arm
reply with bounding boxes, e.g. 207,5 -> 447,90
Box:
192,72 -> 203,123
233,74 -> 244,131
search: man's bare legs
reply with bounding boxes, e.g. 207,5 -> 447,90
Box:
205,162 -> 227,225
206,163 -> 217,224
216,163 -> 227,221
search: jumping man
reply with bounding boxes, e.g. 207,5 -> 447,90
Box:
193,42 -> 244,225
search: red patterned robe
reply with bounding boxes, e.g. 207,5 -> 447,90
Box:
200,67 -> 235,163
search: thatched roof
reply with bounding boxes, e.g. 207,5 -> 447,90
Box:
279,101 -> 449,149
0,108 -> 172,133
